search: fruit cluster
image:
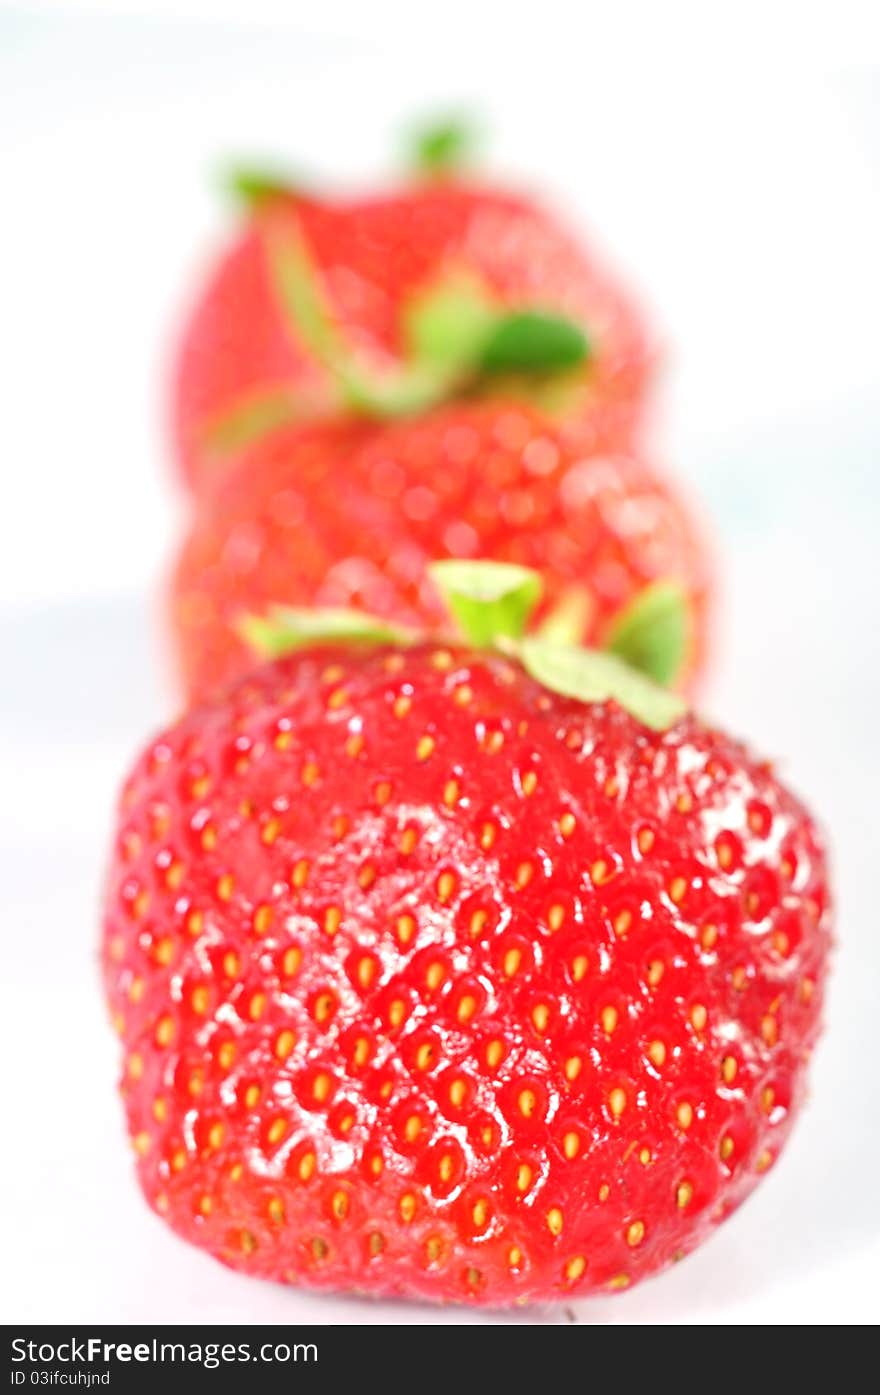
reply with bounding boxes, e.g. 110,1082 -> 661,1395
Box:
102,124 -> 831,1307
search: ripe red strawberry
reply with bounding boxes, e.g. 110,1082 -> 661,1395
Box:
172,143 -> 654,493
104,566 -> 830,1305
170,404 -> 710,704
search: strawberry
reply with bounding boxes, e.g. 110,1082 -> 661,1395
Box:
170,404 -> 710,704
172,122 -> 654,493
104,564 -> 830,1305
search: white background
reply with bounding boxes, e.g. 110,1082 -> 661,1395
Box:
1,2 -> 879,1324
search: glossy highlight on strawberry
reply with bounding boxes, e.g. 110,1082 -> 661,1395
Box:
102,634 -> 830,1305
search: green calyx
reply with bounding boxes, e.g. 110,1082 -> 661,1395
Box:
428,561 -> 542,646
265,228 -> 591,423
405,278 -> 590,381
199,387 -> 302,455
237,608 -> 412,659
242,561 -> 691,732
479,311 -> 589,376
405,116 -> 479,177
603,580 -> 692,687
206,145 -> 592,450
226,116 -> 476,215
223,164 -> 301,209
517,638 -> 686,732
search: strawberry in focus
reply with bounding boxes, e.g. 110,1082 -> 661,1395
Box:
172,127 -> 655,493
104,566 -> 830,1304
171,405 -> 710,704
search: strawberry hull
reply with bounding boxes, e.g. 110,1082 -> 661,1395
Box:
170,405 -> 711,704
172,184 -> 654,493
103,643 -> 830,1305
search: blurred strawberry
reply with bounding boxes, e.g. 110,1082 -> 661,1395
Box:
170,402 -> 711,704
172,121 -> 655,492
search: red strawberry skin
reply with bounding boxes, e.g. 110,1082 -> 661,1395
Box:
170,404 -> 711,703
172,185 -> 654,492
103,643 -> 830,1305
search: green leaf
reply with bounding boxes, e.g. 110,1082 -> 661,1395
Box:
404,278 -> 498,377
224,164 -> 299,209
603,581 -> 691,687
237,607 -> 412,660
519,637 -> 687,732
480,312 -> 590,375
199,387 -> 300,455
407,117 -> 478,176
429,560 -> 543,646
